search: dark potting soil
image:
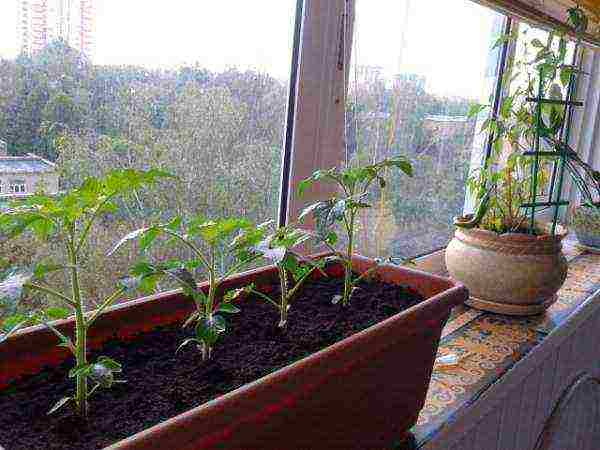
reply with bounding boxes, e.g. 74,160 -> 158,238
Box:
0,276 -> 423,450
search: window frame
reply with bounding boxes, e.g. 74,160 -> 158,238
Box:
283,0 -> 598,251
9,180 -> 26,194
280,0 -> 354,226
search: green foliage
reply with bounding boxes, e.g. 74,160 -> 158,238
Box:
249,225 -> 324,328
299,156 -> 413,306
567,7 -> 589,34
114,216 -> 264,361
0,168 -> 170,418
466,153 -> 547,233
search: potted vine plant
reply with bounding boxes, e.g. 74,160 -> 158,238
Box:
570,202 -> 600,251
0,157 -> 466,450
446,7 -> 600,315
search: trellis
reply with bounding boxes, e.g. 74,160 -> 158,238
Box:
521,57 -> 583,236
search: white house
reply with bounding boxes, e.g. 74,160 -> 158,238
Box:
0,139 -> 59,198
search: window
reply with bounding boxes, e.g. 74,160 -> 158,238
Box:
0,0 -> 595,321
346,0 -> 505,259
9,180 -> 25,194
0,0 -> 298,312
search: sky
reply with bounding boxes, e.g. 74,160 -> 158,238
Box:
352,0 -> 503,99
0,0 -> 502,98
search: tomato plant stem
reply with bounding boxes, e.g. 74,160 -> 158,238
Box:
342,210 -> 356,306
68,236 -> 88,419
278,266 -> 289,327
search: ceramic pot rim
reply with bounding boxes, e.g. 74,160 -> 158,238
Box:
454,223 -> 567,255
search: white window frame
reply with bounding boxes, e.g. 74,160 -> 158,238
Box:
285,0 -> 600,243
9,180 -> 26,194
567,47 -> 600,207
284,0 -> 353,224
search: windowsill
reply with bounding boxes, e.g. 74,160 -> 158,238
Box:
403,237 -> 600,449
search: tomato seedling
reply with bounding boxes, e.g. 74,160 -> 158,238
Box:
0,169 -> 171,418
298,156 -> 413,306
112,216 -> 265,361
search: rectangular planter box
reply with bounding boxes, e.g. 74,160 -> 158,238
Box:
0,255 -> 467,450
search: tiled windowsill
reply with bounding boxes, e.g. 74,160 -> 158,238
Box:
403,239 -> 600,449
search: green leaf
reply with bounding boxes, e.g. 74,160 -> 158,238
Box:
189,217 -> 252,246
33,261 -> 64,279
0,315 -> 30,343
281,253 -> 301,276
560,67 -> 573,87
195,317 -> 221,345
567,7 -> 588,34
48,396 -> 73,415
223,285 -> 253,303
500,96 -> 514,119
480,117 -> 492,133
1,314 -> 28,333
230,221 -> 269,252
31,217 -> 56,241
69,363 -> 93,379
539,63 -> 556,82
468,103 -> 488,118
384,157 -> 413,177
531,38 -> 545,48
139,227 -> 160,252
325,231 -> 338,246
0,211 -> 46,239
44,307 -> 71,320
96,356 -> 122,372
218,302 -> 241,314
491,32 -> 515,49
297,178 -> 314,197
166,216 -> 182,231
130,261 -> 156,277
269,227 -> 311,251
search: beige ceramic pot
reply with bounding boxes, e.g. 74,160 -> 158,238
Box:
445,224 -> 568,315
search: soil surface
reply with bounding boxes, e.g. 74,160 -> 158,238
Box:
0,276 -> 423,450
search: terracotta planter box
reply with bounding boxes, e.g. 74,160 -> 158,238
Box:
0,255 -> 466,450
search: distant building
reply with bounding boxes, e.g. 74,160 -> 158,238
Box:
393,73 -> 426,91
353,65 -> 385,86
423,114 -> 474,136
0,140 -> 59,199
17,0 -> 95,57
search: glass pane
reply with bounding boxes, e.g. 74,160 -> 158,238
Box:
348,0 -> 505,259
0,1 -> 296,317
